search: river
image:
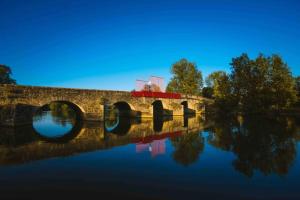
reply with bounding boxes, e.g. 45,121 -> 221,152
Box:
0,106 -> 300,199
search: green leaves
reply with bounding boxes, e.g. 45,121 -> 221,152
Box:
230,54 -> 297,112
206,71 -> 231,99
163,54 -> 297,113
166,59 -> 203,95
0,64 -> 16,84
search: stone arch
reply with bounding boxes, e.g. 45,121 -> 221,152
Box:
32,100 -> 85,142
113,101 -> 134,117
35,100 -> 85,120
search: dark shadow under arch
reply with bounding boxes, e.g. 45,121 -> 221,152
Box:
152,100 -> 164,118
37,101 -> 84,121
153,115 -> 173,132
104,117 -> 132,136
113,101 -> 132,117
181,101 -> 196,116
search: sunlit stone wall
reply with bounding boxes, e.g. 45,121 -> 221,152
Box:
0,84 -> 209,126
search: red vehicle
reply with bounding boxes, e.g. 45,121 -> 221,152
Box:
131,91 -> 181,99
133,76 -> 181,99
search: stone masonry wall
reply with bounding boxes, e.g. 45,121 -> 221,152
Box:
0,84 -> 208,126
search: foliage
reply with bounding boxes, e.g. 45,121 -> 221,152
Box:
205,54 -> 297,113
0,64 -> 16,84
166,59 -> 203,95
206,71 -> 232,99
230,54 -> 297,112
202,87 -> 213,98
295,76 -> 300,98
206,71 -> 237,112
295,76 -> 300,93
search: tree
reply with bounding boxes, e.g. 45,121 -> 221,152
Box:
269,55 -> 297,110
206,71 -> 237,112
230,53 -> 297,112
206,71 -> 231,99
294,76 -> 300,106
0,64 -> 16,84
295,76 -> 300,93
166,59 -> 203,95
202,87 -> 213,98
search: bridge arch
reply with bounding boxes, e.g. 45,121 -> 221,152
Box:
32,101 -> 85,142
35,100 -> 85,120
113,101 -> 135,117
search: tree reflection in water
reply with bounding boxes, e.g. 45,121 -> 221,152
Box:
12,103 -> 300,178
207,114 -> 298,177
34,102 -> 77,127
170,131 -> 205,166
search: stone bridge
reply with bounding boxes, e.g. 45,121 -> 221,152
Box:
0,84 -> 211,126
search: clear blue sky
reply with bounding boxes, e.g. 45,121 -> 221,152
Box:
0,0 -> 300,90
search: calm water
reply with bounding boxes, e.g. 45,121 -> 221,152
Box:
0,109 -> 300,199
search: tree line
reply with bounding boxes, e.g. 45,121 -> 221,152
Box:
166,54 -> 300,113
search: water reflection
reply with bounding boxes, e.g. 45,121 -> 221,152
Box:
0,114 -> 208,165
207,114 -> 300,177
136,139 -> 166,158
33,102 -> 77,139
170,131 -> 205,166
104,104 -> 135,135
1,111 -> 300,178
153,115 -> 173,132
2,113 -> 300,200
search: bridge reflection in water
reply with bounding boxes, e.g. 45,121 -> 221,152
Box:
0,114 -> 210,165
2,111 -> 300,200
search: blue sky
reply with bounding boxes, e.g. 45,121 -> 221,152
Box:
0,0 -> 300,90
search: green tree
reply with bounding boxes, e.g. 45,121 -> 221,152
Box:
202,86 -> 213,98
230,53 -> 297,112
166,59 -> 203,95
206,71 -> 231,99
295,76 -> 300,93
0,64 -> 16,84
269,55 -> 297,110
294,76 -> 300,107
206,71 -> 237,112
